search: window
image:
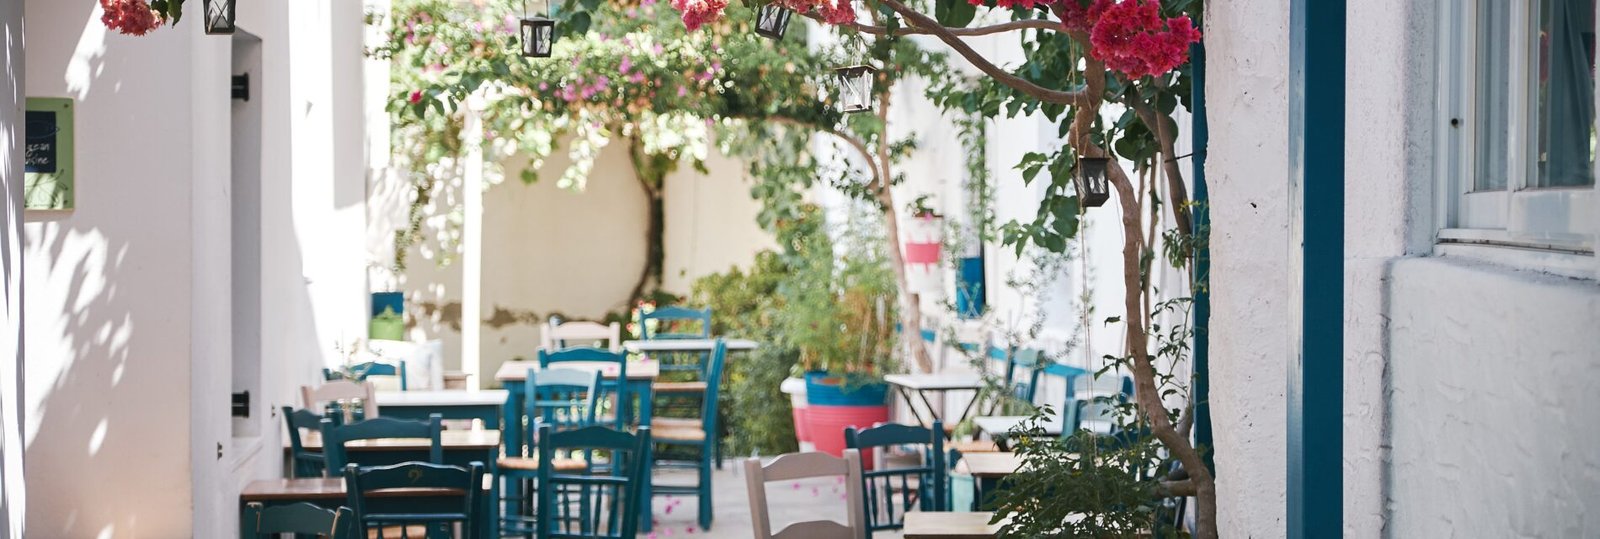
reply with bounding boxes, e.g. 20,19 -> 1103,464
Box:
1438,0 -> 1598,262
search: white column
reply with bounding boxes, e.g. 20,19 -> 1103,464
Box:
460,100 -> 484,389
0,0 -> 24,535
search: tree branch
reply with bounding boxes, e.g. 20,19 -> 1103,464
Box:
1158,479 -> 1197,497
766,116 -> 883,188
1130,99 -> 1194,237
799,11 -> 1061,37
870,0 -> 1090,106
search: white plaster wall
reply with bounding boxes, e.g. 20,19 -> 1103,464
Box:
1387,257 -> 1600,537
0,2 -> 24,535
661,152 -> 778,293
1203,0 -> 1291,535
22,3 -> 201,535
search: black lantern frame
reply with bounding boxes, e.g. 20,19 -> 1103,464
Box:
754,4 -> 794,40
520,16 -> 555,58
1075,156 -> 1111,207
833,65 -> 876,114
203,0 -> 236,35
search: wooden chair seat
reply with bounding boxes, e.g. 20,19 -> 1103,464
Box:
650,417 -> 700,429
949,439 -> 1002,454
496,456 -> 588,472
652,381 -> 707,393
649,422 -> 706,442
368,524 -> 431,538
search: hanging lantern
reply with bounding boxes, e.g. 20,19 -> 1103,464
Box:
755,4 -> 794,40
1075,156 -> 1111,207
520,16 -> 555,58
202,0 -> 236,35
833,65 -> 876,113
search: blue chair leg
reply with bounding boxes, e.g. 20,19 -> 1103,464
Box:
698,447 -> 713,530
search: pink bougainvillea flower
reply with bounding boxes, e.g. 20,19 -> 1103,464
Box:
409,90 -> 423,104
1087,0 -> 1201,79
100,0 -> 164,36
619,56 -> 633,74
670,0 -> 730,30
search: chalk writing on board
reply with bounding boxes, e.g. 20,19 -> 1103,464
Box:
25,110 -> 59,174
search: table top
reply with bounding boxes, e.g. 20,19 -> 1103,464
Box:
972,415 -> 1067,436
959,452 -> 1026,478
884,373 -> 985,391
622,338 -> 760,352
241,478 -> 469,501
902,512 -> 1005,539
376,390 -> 508,407
494,360 -> 660,382
299,429 -> 501,451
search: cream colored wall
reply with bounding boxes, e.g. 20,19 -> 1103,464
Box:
387,139 -> 772,386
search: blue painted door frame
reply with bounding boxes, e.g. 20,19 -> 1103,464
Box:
1288,0 -> 1345,537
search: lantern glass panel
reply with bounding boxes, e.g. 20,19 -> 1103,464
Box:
755,4 -> 793,40
521,17 -> 555,58
834,65 -> 876,113
1076,157 -> 1111,207
203,0 -> 235,35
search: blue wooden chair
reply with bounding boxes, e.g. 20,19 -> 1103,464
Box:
240,501 -> 355,539
845,421 -> 948,533
320,414 -> 443,472
648,339 -> 726,530
538,347 -> 629,430
343,461 -> 485,539
282,406 -> 326,478
499,368 -> 602,537
325,361 -> 408,391
535,424 -> 652,539
638,306 -> 711,340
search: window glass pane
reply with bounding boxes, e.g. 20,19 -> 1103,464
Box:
1535,0 -> 1597,188
1476,0 -> 1513,191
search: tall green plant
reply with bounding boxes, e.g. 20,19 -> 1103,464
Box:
691,251 -> 799,456
779,210 -> 899,380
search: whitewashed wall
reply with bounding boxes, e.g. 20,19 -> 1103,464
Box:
0,2 -> 25,535
22,0 -> 366,536
1203,0 -> 1291,535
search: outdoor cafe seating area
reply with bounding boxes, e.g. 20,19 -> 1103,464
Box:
242,308 -> 1133,539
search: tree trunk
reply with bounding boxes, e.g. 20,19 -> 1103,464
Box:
627,136 -> 666,305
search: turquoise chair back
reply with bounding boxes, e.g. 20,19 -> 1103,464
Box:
519,367 -> 601,453
639,306 -> 711,340
536,424 -> 651,539
282,406 -> 326,478
320,414 -> 443,472
539,347 -> 628,429
325,361 -> 408,391
343,461 -> 485,539
844,421 -> 948,532
241,502 -> 354,539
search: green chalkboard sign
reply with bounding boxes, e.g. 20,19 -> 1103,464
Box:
25,98 -> 74,210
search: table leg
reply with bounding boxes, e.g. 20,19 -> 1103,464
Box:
914,389 -> 943,427
896,386 -> 930,428
954,389 -> 981,425
501,386 -> 523,539
636,379 -> 656,533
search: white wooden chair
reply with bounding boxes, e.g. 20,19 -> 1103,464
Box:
540,320 -> 622,352
745,450 -> 867,539
301,380 -> 377,420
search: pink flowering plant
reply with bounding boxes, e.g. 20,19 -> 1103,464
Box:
99,0 -> 191,36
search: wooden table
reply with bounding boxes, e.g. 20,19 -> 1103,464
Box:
885,373 -> 986,428
903,511 -> 1004,538
496,360 -> 661,531
376,390 -> 508,429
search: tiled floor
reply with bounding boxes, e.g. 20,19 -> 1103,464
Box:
643,465 -> 904,539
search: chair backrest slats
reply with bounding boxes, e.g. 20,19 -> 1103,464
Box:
319,414 -> 443,472
539,348 -> 628,430
282,406 -> 326,478
745,450 -> 866,539
302,380 -> 378,421
536,424 -> 651,539
845,421 -> 947,532
638,306 -> 711,340
542,320 -> 623,352
241,502 -> 355,539
343,461 -> 484,539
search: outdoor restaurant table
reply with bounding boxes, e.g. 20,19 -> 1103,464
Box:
903,511 -> 1005,539
376,389 -> 508,429
294,428 -> 501,536
958,451 -> 1027,510
884,372 -> 986,428
495,360 -> 660,530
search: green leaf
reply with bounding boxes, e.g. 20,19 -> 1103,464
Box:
566,11 -> 592,36
935,0 -> 976,28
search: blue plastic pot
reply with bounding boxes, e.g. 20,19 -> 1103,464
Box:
804,371 -> 888,406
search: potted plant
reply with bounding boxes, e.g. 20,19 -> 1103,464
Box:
779,212 -> 899,459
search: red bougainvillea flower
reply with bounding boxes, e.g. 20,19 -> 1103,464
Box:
1056,0 -> 1111,32
1084,0 -> 1200,79
671,0 -> 730,31
409,90 -> 423,105
100,0 -> 163,36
